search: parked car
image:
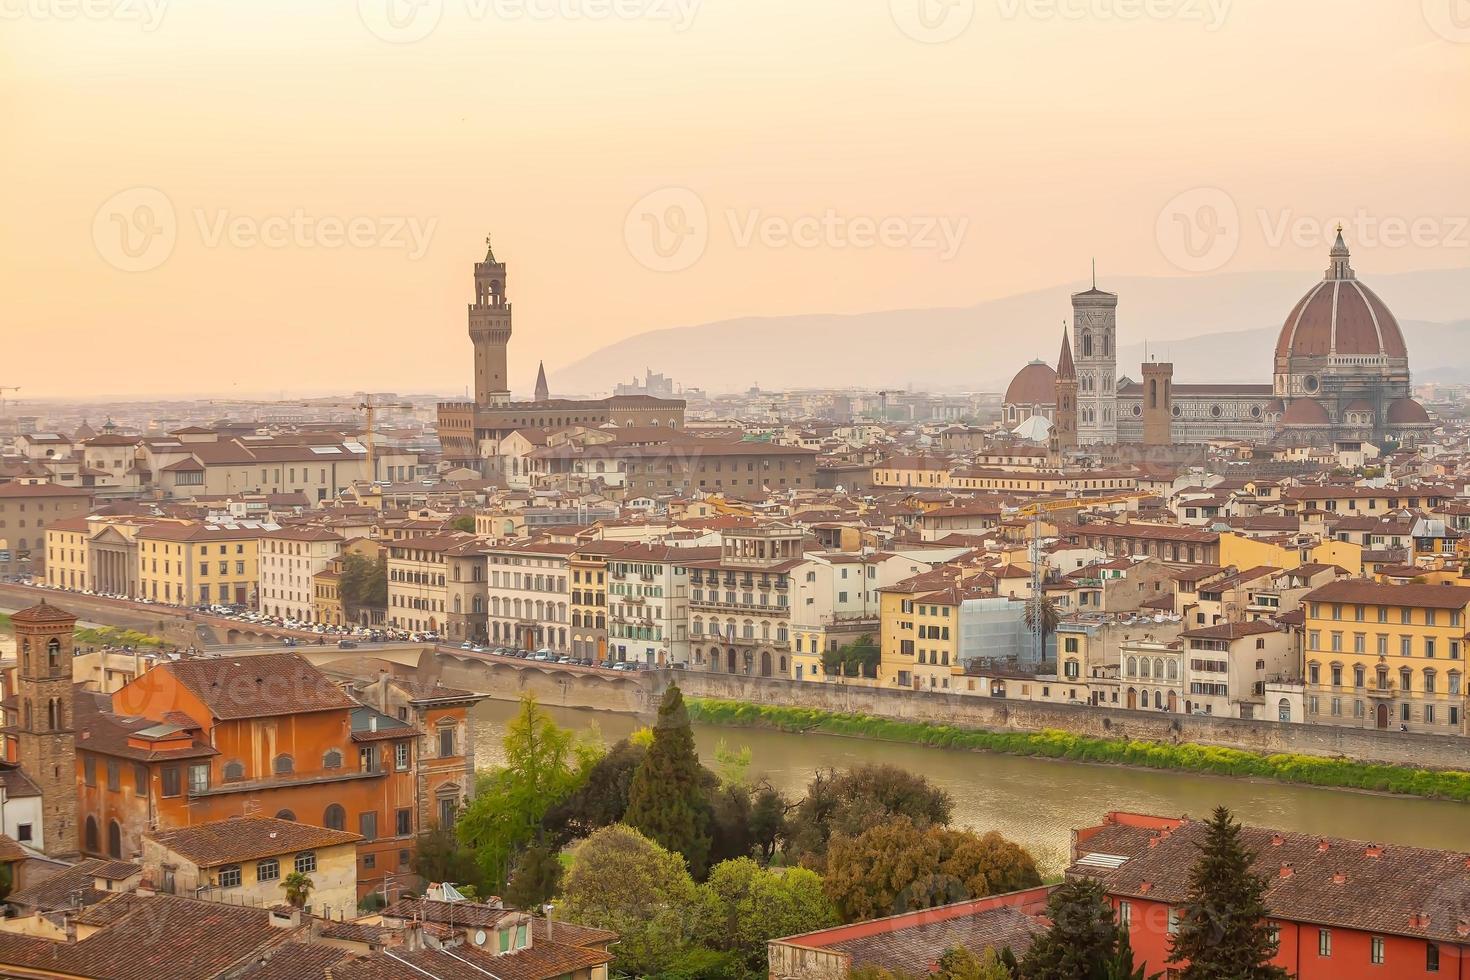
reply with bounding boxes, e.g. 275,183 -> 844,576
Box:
337,639 -> 358,649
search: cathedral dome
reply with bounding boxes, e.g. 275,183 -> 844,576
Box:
1386,398 -> 1431,425
1275,230 -> 1407,361
1281,398 -> 1330,426
1005,360 -> 1057,405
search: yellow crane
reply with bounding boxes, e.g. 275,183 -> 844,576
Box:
207,396 -> 415,483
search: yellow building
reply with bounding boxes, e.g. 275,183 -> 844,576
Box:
1302,580 -> 1470,734
1218,531 -> 1363,577
878,569 -> 987,691
135,523 -> 261,607
313,557 -> 345,627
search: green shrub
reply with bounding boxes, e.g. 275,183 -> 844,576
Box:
684,700 -> 1470,803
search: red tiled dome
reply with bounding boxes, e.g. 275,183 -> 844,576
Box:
10,600 -> 78,625
1275,233 -> 1406,361
1005,361 -> 1057,406
1282,398 -> 1330,426
1386,398 -> 1430,425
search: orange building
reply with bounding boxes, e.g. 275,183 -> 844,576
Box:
70,652 -> 480,901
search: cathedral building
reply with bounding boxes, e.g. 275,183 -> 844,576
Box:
1000,231 -> 1435,450
436,239 -> 687,470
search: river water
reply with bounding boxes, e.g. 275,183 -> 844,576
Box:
468,698 -> 1470,874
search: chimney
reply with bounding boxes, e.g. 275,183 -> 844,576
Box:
1270,834 -> 1284,847
1332,871 -> 1347,885
1457,919 -> 1470,938
1278,863 -> 1294,878
1139,881 -> 1152,894
1365,844 -> 1384,858
1410,911 -> 1430,929
1317,839 -> 1330,852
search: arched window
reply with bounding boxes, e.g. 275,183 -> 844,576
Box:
1082,330 -> 1093,357
223,761 -> 245,782
85,816 -> 99,853
1166,660 -> 1178,681
47,637 -> 61,670
323,804 -> 346,830
275,809 -> 296,822
322,749 -> 343,770
273,754 -> 294,775
107,820 -> 122,859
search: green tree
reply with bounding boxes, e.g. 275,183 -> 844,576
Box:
1168,807 -> 1289,980
451,514 -> 476,533
456,694 -> 600,889
558,825 -> 704,977
281,870 -> 314,908
648,947 -> 748,980
1024,594 -> 1061,650
696,857 -> 839,970
339,552 -> 387,610
543,736 -> 647,844
823,817 -> 1039,923
412,822 -> 483,893
934,946 -> 1013,980
822,634 -> 881,678
748,782 -> 789,864
1021,877 -> 1131,980
625,684 -> 713,878
503,841 -> 562,909
787,764 -> 953,869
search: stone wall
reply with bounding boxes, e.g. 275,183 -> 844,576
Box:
647,669 -> 1470,771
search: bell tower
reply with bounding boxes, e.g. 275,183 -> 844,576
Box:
469,235 -> 513,406
1072,261 -> 1119,446
1052,326 -> 1079,455
9,601 -> 79,858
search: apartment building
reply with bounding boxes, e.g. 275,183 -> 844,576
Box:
485,540 -> 576,651
568,544 -> 618,661
135,522 -> 260,607
688,526 -> 800,676
789,551 -> 941,682
258,526 -> 345,622
386,533 -> 476,635
0,481 -> 92,579
1302,580 -> 1470,734
605,543 -> 714,667
1179,620 -> 1294,719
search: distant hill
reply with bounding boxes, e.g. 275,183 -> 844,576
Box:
550,266 -> 1470,394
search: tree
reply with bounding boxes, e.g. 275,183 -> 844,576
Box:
455,694 -> 600,889
1021,877 -> 1131,980
823,817 -> 1039,923
648,947 -> 748,980
934,946 -> 1013,980
624,685 -> 713,878
503,841 -> 562,909
281,870 -> 314,908
822,634 -> 881,678
1168,807 -> 1289,979
339,552 -> 387,611
748,782 -> 789,864
787,765 -> 953,869
412,822 -> 483,893
451,514 -> 476,533
558,825 -> 704,977
1024,594 -> 1061,651
543,736 -> 647,844
696,857 -> 838,970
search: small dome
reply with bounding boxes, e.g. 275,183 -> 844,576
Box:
1343,399 -> 1373,413
1386,398 -> 1431,425
1282,398 -> 1330,426
1005,361 -> 1057,405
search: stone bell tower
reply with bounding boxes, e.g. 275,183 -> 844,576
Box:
9,601 -> 79,858
469,236 -> 513,406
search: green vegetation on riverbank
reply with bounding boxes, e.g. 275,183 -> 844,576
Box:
686,699 -> 1470,803
74,625 -> 164,648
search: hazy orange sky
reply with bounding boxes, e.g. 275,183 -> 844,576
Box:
3,0 -> 1467,399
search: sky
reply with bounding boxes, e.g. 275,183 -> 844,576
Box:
3,0 -> 1468,399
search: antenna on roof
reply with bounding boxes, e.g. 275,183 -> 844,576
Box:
1091,257 -> 1096,290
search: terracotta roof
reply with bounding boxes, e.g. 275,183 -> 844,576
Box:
1004,361 -> 1057,406
147,816 -> 361,866
1304,579 -> 1470,610
157,653 -> 358,720
329,938 -> 613,980
1276,262 -> 1407,360
0,482 -> 92,498
9,600 -> 79,625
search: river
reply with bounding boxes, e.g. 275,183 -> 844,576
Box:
468,698 -> 1470,874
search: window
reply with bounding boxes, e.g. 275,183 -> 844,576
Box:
223,761 -> 245,782
274,754 -> 294,775
1427,942 -> 1440,973
218,865 -> 242,889
323,749 -> 343,769
395,742 -> 410,770
359,811 -> 378,841
83,755 -> 96,787
1371,935 -> 1385,965
188,763 -> 210,794
294,852 -> 316,874
1317,928 -> 1332,956
323,804 -> 346,830
161,765 -> 181,797
396,808 -> 412,837
257,858 -> 280,882
16,823 -> 31,843
439,726 -> 456,757
1167,909 -> 1180,934
1117,900 -> 1131,926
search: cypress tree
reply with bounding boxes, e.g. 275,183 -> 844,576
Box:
625,684 -> 712,877
1020,876 -> 1127,980
1168,806 -> 1288,979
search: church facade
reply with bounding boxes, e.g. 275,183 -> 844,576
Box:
1004,232 -> 1434,451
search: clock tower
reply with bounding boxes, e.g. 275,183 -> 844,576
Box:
469,235 -> 513,406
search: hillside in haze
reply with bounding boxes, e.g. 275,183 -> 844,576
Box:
550,266 -> 1470,395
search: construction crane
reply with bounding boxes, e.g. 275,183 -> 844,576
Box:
1012,491 -> 1156,663
0,386 -> 18,415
